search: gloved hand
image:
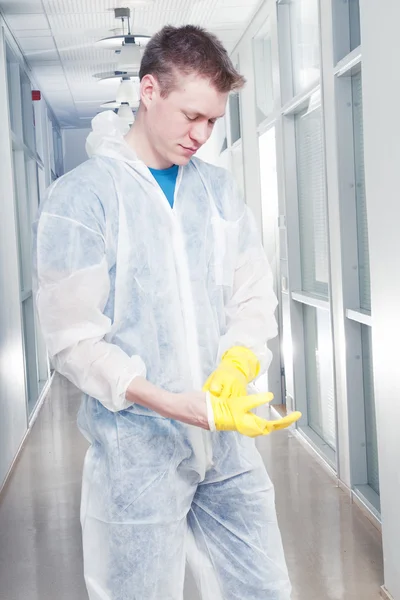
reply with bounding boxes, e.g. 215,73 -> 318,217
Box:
207,391 -> 302,438
203,346 -> 261,399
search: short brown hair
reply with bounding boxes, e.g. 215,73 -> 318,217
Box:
139,25 -> 245,97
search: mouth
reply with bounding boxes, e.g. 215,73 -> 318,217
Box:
180,144 -> 199,154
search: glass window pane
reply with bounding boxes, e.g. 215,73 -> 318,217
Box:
54,128 -> 64,176
290,0 -> 321,95
38,165 -> 47,204
259,128 -> 279,244
361,326 -> 379,495
303,305 -> 336,450
334,0 -> 361,62
22,295 -> 39,414
230,144 -> 245,199
229,93 -> 241,144
349,0 -> 361,51
47,116 -> 56,175
6,47 -> 20,134
6,55 -> 14,125
352,72 -> 370,312
295,104 -> 329,298
25,157 -> 40,213
253,18 -> 274,125
20,70 -> 35,151
12,149 -> 32,293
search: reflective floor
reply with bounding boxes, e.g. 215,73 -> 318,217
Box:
0,375 -> 383,600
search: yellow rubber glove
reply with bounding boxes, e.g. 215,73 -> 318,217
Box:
203,346 -> 261,399
208,391 -> 302,438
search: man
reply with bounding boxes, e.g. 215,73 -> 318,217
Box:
33,25 -> 300,600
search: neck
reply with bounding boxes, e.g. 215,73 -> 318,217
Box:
125,111 -> 173,169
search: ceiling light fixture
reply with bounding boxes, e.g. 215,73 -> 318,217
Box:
100,100 -> 139,109
118,103 -> 134,119
94,71 -> 139,85
116,78 -> 139,105
96,7 -> 150,50
116,42 -> 141,67
117,102 -> 135,125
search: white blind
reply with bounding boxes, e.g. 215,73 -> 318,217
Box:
352,72 -> 371,312
303,305 -> 336,450
295,106 -> 330,298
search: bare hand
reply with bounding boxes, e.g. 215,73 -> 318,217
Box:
126,377 -> 209,429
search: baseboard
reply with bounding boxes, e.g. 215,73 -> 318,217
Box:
28,372 -> 54,429
0,373 -> 54,498
337,478 -> 352,496
381,586 -> 394,599
291,427 -> 338,480
352,487 -> 382,532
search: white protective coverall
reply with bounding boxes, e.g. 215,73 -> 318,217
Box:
32,112 -> 291,600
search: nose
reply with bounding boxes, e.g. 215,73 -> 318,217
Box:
190,120 -> 211,146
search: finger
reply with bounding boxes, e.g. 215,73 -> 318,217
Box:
203,374 -> 223,397
202,374 -> 213,392
271,411 -> 302,431
251,414 -> 273,435
218,385 -> 233,399
242,392 -> 274,411
209,380 -> 223,396
240,413 -> 271,437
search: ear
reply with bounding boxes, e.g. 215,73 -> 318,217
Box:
140,74 -> 160,108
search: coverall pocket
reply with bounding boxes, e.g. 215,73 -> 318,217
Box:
211,216 -> 240,288
116,409 -> 177,464
115,410 -> 178,515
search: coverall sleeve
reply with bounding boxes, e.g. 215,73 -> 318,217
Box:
217,200 -> 278,375
33,180 -> 146,412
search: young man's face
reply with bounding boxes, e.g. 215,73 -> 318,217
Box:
141,71 -> 228,168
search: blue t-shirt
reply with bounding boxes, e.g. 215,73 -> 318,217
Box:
149,164 -> 179,208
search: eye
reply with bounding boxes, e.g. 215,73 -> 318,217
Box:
209,119 -> 217,125
184,113 -> 196,121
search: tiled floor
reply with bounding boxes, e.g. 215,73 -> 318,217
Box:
0,374 -> 383,599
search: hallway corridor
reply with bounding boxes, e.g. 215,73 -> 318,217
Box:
0,375 -> 383,600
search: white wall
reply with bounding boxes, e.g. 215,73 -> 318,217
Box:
361,1 -> 400,598
62,128 -> 91,172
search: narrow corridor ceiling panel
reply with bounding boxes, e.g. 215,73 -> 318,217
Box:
0,0 -> 262,128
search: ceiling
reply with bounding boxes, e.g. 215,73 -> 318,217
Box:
0,0 -> 262,128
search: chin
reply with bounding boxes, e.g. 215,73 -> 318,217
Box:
174,155 -> 193,166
